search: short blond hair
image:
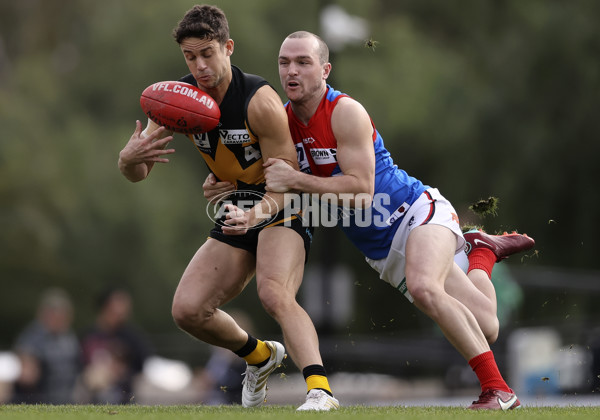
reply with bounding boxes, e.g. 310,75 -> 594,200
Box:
285,31 -> 329,64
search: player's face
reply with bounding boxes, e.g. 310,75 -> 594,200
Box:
278,37 -> 329,104
180,37 -> 233,91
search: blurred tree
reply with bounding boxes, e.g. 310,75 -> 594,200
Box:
1,0 -> 599,356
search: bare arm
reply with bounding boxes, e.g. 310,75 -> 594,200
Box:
118,119 -> 175,182
222,85 -> 298,233
264,97 -> 375,207
249,87 -> 299,169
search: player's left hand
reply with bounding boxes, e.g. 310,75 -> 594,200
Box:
264,158 -> 295,193
120,121 -> 175,165
222,204 -> 251,235
203,173 -> 235,204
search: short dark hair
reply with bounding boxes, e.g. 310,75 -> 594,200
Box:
172,4 -> 230,45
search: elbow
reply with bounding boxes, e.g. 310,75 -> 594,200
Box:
118,160 -> 149,183
126,175 -> 144,183
351,191 -> 374,209
355,181 -> 374,208
348,183 -> 374,209
342,179 -> 374,209
125,170 -> 149,183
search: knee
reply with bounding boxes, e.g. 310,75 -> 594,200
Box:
476,305 -> 500,344
485,318 -> 500,345
257,279 -> 294,318
407,280 -> 434,309
406,280 -> 443,318
171,295 -> 213,333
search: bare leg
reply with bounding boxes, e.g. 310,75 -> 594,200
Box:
171,238 -> 256,351
255,227 -> 322,370
446,266 -> 499,343
468,269 -> 497,308
405,224 -> 489,360
454,228 -> 537,342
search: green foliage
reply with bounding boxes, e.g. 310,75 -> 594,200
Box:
1,0 -> 599,351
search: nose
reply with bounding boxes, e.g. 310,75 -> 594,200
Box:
287,62 -> 299,76
195,57 -> 208,72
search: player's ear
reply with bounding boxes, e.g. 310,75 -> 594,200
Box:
225,39 -> 234,56
322,62 -> 332,80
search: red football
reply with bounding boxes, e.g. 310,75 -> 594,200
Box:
140,81 -> 220,134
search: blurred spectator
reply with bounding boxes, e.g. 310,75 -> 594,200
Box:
196,347 -> 247,405
11,287 -> 81,404
77,288 -> 152,404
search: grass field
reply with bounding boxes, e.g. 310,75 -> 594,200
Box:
2,405 -> 600,420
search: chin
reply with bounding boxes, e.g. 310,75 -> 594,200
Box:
286,90 -> 302,102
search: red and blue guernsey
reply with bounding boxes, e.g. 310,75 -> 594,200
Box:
286,85 -> 428,260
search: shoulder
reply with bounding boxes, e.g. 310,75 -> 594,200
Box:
232,65 -> 270,96
246,85 -> 287,138
332,95 -> 370,126
248,84 -> 285,114
237,67 -> 267,86
330,95 -> 374,148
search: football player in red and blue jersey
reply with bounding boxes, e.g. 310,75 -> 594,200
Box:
262,31 -> 533,410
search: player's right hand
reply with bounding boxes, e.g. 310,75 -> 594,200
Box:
263,157 -> 296,193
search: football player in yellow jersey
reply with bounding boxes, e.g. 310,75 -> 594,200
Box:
118,5 -> 337,410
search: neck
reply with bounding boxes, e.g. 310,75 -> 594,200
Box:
208,74 -> 232,105
198,66 -> 233,105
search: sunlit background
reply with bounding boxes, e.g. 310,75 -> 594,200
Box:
1,0 -> 599,406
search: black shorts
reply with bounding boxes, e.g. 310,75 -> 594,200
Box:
209,209 -> 314,263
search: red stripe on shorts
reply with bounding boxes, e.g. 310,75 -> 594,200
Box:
420,190 -> 436,225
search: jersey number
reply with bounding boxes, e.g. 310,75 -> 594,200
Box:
244,145 -> 261,162
295,143 -> 311,173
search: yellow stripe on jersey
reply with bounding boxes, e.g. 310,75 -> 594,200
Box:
186,121 -> 264,188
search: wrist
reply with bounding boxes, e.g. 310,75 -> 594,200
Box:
288,169 -> 302,191
118,149 -> 132,168
246,208 -> 265,228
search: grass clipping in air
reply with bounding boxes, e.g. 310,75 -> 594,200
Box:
461,196 -> 499,233
469,196 -> 499,217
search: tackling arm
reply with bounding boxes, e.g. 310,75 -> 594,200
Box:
265,97 -> 375,208
230,85 -> 297,229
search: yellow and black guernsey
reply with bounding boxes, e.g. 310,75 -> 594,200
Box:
180,66 -> 267,192
179,66 -> 313,256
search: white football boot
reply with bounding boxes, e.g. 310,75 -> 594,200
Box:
297,389 -> 340,411
241,340 -> 286,407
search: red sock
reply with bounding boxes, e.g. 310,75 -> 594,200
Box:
469,351 -> 512,393
467,248 -> 496,279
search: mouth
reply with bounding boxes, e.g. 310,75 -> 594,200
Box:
196,74 -> 213,83
287,80 -> 300,89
